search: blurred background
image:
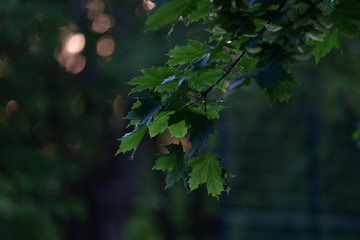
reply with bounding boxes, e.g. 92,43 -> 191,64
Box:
1,1 -> 360,239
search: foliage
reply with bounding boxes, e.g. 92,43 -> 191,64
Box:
117,0 -> 360,198
0,1 -> 90,239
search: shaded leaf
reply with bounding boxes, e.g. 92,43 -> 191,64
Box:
187,115 -> 214,158
313,27 -> 341,64
331,0 -> 360,37
191,102 -> 223,119
125,97 -> 163,125
265,79 -> 297,105
153,143 -> 185,188
253,61 -> 290,88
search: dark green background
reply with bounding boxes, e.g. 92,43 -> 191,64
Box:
0,1 -> 359,239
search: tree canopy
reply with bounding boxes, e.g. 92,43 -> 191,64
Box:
117,0 -> 360,198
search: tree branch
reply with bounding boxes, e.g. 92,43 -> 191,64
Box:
201,0 -> 289,97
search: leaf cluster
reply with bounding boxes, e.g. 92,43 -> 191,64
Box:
117,0 -> 360,198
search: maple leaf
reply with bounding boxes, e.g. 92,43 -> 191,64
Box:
188,155 -> 234,198
153,143 -> 185,188
116,124 -> 148,159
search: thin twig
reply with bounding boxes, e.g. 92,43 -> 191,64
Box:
200,0 -> 289,97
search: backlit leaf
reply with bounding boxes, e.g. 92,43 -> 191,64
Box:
148,111 -> 174,138
147,0 -> 194,30
129,67 -> 180,94
188,155 -> 232,198
168,40 -> 207,66
313,27 -> 341,64
116,124 -> 148,158
168,120 -> 187,138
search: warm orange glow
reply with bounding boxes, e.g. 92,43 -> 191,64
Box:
96,35 -> 115,57
86,0 -> 105,19
55,26 -> 87,74
156,131 -> 191,154
92,14 -> 114,33
65,54 -> 86,74
64,33 -> 86,54
142,0 -> 155,11
0,58 -> 10,78
6,100 -> 18,115
113,95 -> 125,120
222,80 -> 230,93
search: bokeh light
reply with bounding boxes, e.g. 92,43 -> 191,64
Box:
64,33 -> 86,54
65,54 -> 86,74
86,0 -> 105,20
142,0 -> 155,11
55,25 -> 87,74
113,95 -> 125,120
96,35 -> 115,57
6,100 -> 18,115
92,14 -> 114,33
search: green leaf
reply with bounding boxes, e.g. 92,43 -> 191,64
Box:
168,120 -> 187,138
332,0 -> 360,20
265,79 -> 297,105
188,155 -> 231,198
209,42 -> 231,62
153,143 -> 185,188
147,0 -> 194,30
313,27 -> 341,64
166,82 -> 191,109
190,101 -> 223,119
331,0 -> 360,37
129,67 -> 180,94
187,115 -> 214,158
187,0 -> 210,24
166,109 -> 214,157
116,124 -> 148,158
125,97 -> 163,125
190,67 -> 224,91
168,40 -> 207,66
155,75 -> 181,92
148,111 -> 174,138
